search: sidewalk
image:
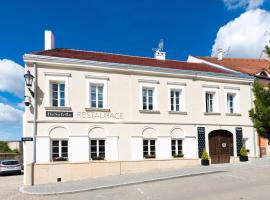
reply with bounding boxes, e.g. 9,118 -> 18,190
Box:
20,158 -> 269,195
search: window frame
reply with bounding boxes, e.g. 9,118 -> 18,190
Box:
45,73 -> 70,108
50,82 -> 66,107
225,89 -> 240,114
85,76 -> 108,109
139,82 -> 158,111
90,139 -> 106,160
203,88 -> 219,113
51,139 -> 69,161
171,139 -> 183,157
143,139 -> 156,159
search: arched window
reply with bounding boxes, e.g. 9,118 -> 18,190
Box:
142,127 -> 157,159
260,71 -> 268,77
49,126 -> 69,161
89,127 -> 106,160
171,128 -> 185,158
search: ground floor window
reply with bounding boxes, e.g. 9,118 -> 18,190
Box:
143,139 -> 155,159
52,140 -> 68,161
171,139 -> 183,157
90,139 -> 105,160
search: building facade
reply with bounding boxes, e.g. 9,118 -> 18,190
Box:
22,33 -> 258,185
187,54 -> 270,157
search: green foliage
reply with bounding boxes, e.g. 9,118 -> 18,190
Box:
0,141 -> 14,153
201,149 -> 209,160
265,44 -> 270,57
249,81 -> 270,140
240,146 -> 248,157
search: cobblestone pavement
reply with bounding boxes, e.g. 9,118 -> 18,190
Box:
1,158 -> 270,200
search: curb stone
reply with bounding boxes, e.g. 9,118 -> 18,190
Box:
20,170 -> 225,196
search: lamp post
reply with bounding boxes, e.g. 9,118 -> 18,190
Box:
24,65 -> 37,186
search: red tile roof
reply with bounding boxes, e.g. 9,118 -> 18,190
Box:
31,48 -> 233,75
196,56 -> 270,76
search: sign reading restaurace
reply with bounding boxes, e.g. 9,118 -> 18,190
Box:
46,111 -> 73,118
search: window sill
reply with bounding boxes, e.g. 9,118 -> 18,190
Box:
139,110 -> 160,114
204,112 -> 221,115
226,113 -> 242,116
45,107 -> 71,111
168,111 -> 187,115
85,108 -> 111,112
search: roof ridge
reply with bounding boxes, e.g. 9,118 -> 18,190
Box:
197,56 -> 268,62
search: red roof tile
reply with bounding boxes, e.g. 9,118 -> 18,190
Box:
31,48 -> 233,75
196,56 -> 270,76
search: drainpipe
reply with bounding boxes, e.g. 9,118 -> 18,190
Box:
30,63 -> 37,185
250,82 -> 257,158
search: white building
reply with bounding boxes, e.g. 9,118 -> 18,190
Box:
22,32 -> 258,185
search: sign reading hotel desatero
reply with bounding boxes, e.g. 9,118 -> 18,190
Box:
21,137 -> 33,142
46,111 -> 73,118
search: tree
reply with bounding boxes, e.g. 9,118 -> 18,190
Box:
0,141 -> 13,153
266,44 -> 270,57
249,81 -> 270,140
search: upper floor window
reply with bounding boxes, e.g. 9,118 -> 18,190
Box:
170,90 -> 181,111
52,140 -> 68,161
205,92 -> 214,113
143,88 -> 154,110
51,82 -> 65,107
90,84 -> 104,108
227,93 -> 235,113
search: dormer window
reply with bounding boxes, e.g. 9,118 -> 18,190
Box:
259,71 -> 268,77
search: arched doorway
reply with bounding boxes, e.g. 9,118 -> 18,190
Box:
209,130 -> 233,164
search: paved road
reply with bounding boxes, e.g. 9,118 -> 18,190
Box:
1,159 -> 270,200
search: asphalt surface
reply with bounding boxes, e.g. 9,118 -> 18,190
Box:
1,158 -> 270,200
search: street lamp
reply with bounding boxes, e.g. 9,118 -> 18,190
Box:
24,70 -> 34,88
24,70 -> 35,98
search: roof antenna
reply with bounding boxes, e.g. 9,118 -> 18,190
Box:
153,39 -> 166,60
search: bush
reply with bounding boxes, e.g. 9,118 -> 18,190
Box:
0,141 -> 13,153
201,149 -> 209,160
240,146 -> 248,157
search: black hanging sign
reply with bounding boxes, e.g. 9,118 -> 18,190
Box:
197,127 -> 206,158
21,137 -> 33,142
236,127 -> 243,156
46,111 -> 73,118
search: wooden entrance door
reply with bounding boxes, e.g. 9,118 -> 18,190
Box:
209,131 -> 233,164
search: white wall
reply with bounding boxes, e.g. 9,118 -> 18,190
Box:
156,137 -> 171,159
183,137 -> 197,159
105,136 -> 119,161
36,137 -> 50,163
131,137 -> 143,160
68,136 -> 89,162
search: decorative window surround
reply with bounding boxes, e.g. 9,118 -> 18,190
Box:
44,72 -> 71,77
224,86 -> 240,90
85,76 -> 108,109
85,108 -> 111,112
138,79 -> 160,84
45,74 -> 70,108
167,81 -> 187,86
168,111 -> 187,115
225,88 -> 240,114
167,84 -> 186,113
139,82 -> 158,111
85,75 -> 109,80
203,87 -> 219,113
45,106 -> 71,111
202,84 -> 220,89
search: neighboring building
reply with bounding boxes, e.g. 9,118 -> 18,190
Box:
187,54 -> 270,157
23,31 -> 257,185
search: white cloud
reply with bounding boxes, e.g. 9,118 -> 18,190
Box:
211,9 -> 270,58
0,59 -> 24,98
0,103 -> 23,123
223,0 -> 265,10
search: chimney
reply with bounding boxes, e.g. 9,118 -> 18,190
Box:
44,30 -> 55,50
154,39 -> 166,60
217,48 -> 224,60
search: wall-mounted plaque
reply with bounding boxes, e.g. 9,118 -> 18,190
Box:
46,111 -> 73,118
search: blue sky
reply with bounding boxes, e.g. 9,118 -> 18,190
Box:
0,0 -> 270,140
